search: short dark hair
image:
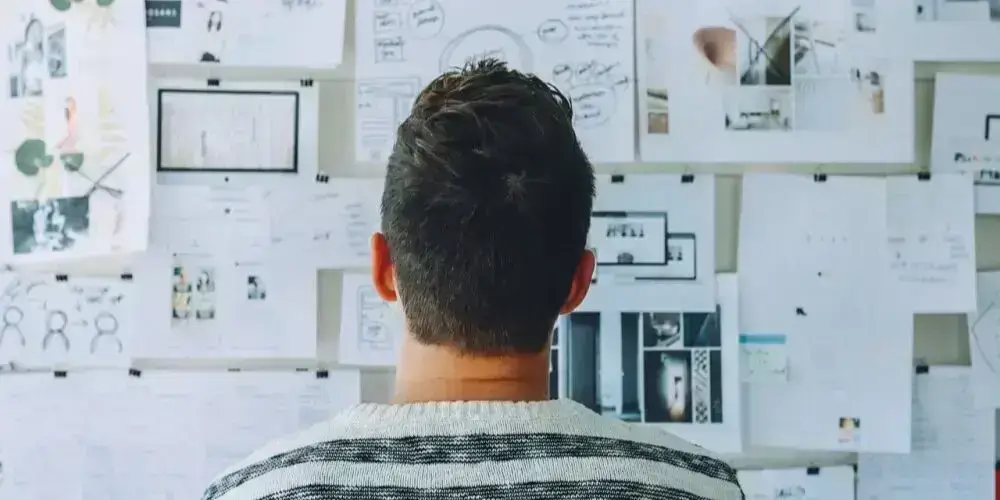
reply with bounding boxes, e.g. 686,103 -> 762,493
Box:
381,58 -> 594,355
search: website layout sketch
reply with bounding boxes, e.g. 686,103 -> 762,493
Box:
157,89 -> 300,173
589,212 -> 696,282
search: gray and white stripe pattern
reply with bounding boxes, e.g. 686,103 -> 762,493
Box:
202,401 -> 745,500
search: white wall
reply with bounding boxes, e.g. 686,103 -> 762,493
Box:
144,0 -> 1000,470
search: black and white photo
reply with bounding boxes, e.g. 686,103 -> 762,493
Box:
643,350 -> 692,423
10,196 -> 90,255
792,19 -> 845,76
46,24 -> 66,79
8,16 -> 46,98
642,312 -> 681,348
247,275 -> 266,300
734,14 -> 793,86
589,212 -> 667,266
193,269 -> 216,319
724,87 -> 794,130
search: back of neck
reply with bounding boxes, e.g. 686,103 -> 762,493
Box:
392,335 -> 550,404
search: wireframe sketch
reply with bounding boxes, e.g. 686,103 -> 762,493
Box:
589,212 -> 667,266
734,11 -> 795,86
358,286 -> 394,351
439,26 -> 531,73
246,275 -> 266,300
172,265 -> 215,321
916,0 -> 1000,21
355,78 -> 420,162
5,1 -> 148,262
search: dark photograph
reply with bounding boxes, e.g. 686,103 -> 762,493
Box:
619,313 -> 642,421
247,275 -> 266,300
683,307 -> 721,347
710,350 -> 723,423
563,312 -> 601,413
735,14 -> 793,86
643,350 -> 692,423
642,312 -> 681,348
46,24 -> 66,78
11,196 -> 90,255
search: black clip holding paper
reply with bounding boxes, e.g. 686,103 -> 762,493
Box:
54,370 -> 68,378
120,273 -> 134,281
300,79 -> 315,88
610,174 -> 625,183
55,274 -> 69,282
316,370 -> 329,379
227,367 -> 242,373
915,364 -> 929,374
813,173 -> 827,182
806,467 -> 820,476
128,368 -> 142,378
681,173 -> 695,183
917,171 -> 931,181
315,173 -> 330,183
207,78 -> 221,87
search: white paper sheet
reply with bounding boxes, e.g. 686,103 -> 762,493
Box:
857,366 -> 995,500
267,178 -> 383,270
967,271 -> 1000,408
0,271 -> 135,369
353,0 -> 636,163
146,0 -> 347,70
556,274 -> 741,453
910,0 -> 1000,61
637,0 -> 913,163
133,250 -> 317,359
0,0 -> 152,265
930,73 -> 1000,214
886,173 -> 977,313
151,185 -> 271,259
338,272 -> 404,367
0,369 -> 361,500
738,466 -> 856,500
579,174 -> 716,313
740,174 -> 913,453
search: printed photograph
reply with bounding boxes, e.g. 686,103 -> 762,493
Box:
246,275 -> 266,300
643,350 -> 692,423
642,312 -> 682,348
850,64 -> 886,117
709,349 -> 723,422
693,26 -> 738,86
794,78 -> 851,130
838,417 -> 861,443
173,265 -> 216,321
724,87 -> 794,131
647,90 -> 669,134
618,313 -> 644,421
46,24 -> 66,79
10,196 -> 90,255
916,0 -> 1000,21
562,312 -> 602,413
792,19 -> 845,76
683,308 -> 721,348
733,14 -> 793,86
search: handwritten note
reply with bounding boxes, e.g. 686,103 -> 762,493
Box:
354,0 -> 636,163
886,174 -> 976,313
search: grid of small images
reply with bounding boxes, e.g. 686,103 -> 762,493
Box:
555,309 -> 723,424
689,3 -> 885,132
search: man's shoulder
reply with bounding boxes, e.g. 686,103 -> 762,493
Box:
202,403 -> 744,500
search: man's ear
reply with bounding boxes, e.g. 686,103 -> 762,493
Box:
370,232 -> 398,302
560,249 -> 595,314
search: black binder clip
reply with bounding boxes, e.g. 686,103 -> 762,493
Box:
681,173 -> 695,183
917,171 -> 931,181
315,173 -> 330,183
610,174 -> 625,183
207,78 -> 221,87
227,367 -> 241,373
54,370 -> 68,378
300,79 -> 315,88
812,173 -> 827,183
120,273 -> 133,281
55,274 -> 69,282
806,467 -> 820,476
915,364 -> 929,374
128,368 -> 142,378
316,370 -> 329,379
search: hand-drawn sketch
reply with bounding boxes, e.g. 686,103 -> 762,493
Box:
90,310 -> 121,353
355,78 -> 421,162
358,285 -> 394,352
3,0 -> 151,264
42,310 -> 69,352
146,0 -> 347,69
355,0 -> 636,163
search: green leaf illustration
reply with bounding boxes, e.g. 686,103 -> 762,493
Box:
50,0 -> 72,12
14,139 -> 48,176
96,0 -> 115,6
60,152 -> 85,172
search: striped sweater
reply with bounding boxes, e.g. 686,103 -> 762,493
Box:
201,399 -> 745,500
